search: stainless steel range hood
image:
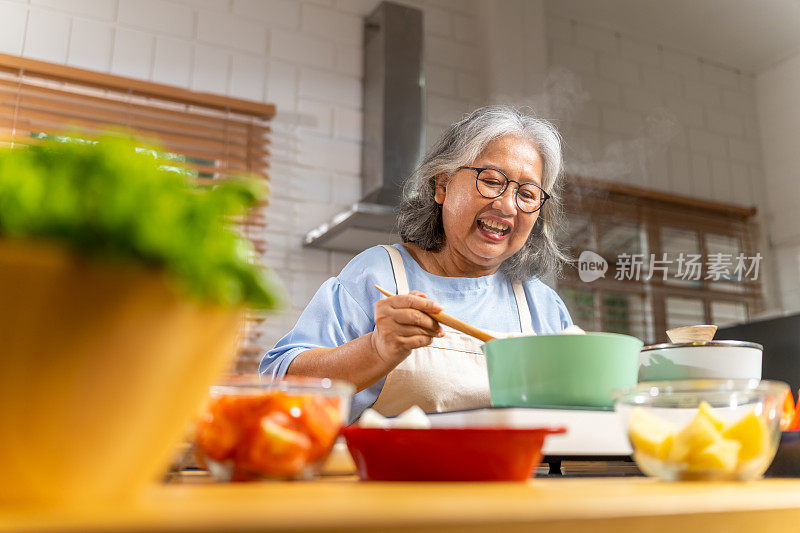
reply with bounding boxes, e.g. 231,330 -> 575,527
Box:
304,1 -> 424,253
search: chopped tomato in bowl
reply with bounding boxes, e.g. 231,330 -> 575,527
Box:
195,375 -> 353,481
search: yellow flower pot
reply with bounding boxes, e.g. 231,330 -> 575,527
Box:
0,239 -> 244,507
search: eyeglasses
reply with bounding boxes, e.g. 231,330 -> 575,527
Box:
458,166 -> 550,214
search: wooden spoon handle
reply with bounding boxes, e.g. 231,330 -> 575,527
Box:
374,284 -> 496,342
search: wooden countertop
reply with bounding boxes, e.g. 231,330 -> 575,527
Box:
5,476 -> 800,533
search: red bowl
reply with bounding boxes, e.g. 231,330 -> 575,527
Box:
341,426 -> 566,481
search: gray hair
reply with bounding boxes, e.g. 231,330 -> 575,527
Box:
396,105 -> 570,281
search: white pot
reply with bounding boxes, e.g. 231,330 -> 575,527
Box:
638,341 -> 762,382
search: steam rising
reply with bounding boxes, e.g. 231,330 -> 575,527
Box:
495,66 -> 680,184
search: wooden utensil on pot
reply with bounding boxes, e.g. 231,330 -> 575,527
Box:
666,324 -> 717,343
374,284 -> 496,342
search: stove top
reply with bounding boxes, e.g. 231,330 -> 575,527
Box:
427,407 -> 633,457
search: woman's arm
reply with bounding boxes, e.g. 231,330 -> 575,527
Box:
286,333 -> 385,392
286,292 -> 444,392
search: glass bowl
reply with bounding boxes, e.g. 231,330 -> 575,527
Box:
765,430 -> 800,477
614,379 -> 788,481
194,375 -> 353,481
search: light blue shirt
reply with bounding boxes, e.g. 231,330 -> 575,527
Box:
260,244 -> 573,420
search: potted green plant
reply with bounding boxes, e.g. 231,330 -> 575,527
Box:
0,134 -> 281,507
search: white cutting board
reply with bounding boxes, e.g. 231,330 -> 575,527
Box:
427,407 -> 632,456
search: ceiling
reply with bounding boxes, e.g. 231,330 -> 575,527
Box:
545,0 -> 800,73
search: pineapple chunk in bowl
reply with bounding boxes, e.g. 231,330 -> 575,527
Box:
614,379 -> 788,481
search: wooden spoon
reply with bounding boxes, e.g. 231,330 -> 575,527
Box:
374,284 -> 496,342
666,324 -> 717,343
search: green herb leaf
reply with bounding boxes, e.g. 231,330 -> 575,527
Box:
0,133 -> 283,310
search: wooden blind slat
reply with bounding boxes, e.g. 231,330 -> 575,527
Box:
0,122 -> 269,170
0,91 -> 255,147
0,52 -> 275,120
0,77 -> 270,134
0,79 -> 272,140
0,106 -> 266,158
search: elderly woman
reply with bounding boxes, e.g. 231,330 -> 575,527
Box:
261,105 -> 573,420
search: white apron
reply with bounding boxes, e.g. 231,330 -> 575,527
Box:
370,245 -> 534,416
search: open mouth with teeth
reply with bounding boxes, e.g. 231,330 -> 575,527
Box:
477,218 -> 511,237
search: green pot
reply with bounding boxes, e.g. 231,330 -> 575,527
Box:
481,333 -> 643,408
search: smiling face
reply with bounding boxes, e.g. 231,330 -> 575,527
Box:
433,134 -> 545,275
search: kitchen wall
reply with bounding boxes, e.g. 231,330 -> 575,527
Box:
540,11 -> 777,313
1,0 -> 785,369
756,51 -> 800,313
543,13 -> 764,206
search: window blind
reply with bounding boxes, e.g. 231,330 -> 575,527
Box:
557,175 -> 761,344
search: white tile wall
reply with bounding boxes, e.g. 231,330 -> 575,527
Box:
110,27 -> 154,80
683,78 -> 722,106
31,0 -> 116,21
233,0 -> 301,30
298,67 -> 360,107
641,66 -> 682,97
197,9 -> 268,54
151,36 -> 192,87
710,157 -> 732,202
426,33 -> 477,72
723,88 -> 752,112
729,162 -> 750,205
690,153 -> 712,197
334,45 -> 361,77
24,8 -> 71,63
0,1 -> 28,54
333,106 -> 361,141
597,54 -> 639,85
421,4 -> 450,36
425,65 -> 456,97
331,173 -> 360,203
118,0 -> 194,38
297,98 -> 334,137
774,246 -> 800,311
706,108 -> 744,137
602,106 -> 643,136
302,3 -> 362,46
228,52 -> 265,100
688,128 -> 727,158
192,43 -> 229,93
545,13 -> 763,210
661,49 -> 701,78
270,28 -> 335,69
669,148 -> 691,193
618,37 -> 660,67
581,76 -> 620,106
68,18 -> 112,71
702,63 -> 739,89
550,40 -> 596,74
575,24 -> 616,54
621,86 -> 661,113
456,72 -> 481,101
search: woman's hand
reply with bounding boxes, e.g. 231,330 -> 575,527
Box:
371,291 -> 445,366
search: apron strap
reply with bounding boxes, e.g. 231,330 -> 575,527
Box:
381,244 -> 532,334
380,245 -> 410,295
512,281 -> 534,334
